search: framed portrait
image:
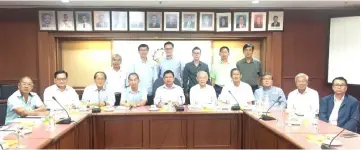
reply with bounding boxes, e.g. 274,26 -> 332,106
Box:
268,11 -> 284,31
147,12 -> 162,31
129,11 -> 145,31
216,12 -> 231,32
199,12 -> 214,31
111,11 -> 128,31
164,12 -> 179,31
75,11 -> 92,31
57,11 -> 74,31
93,11 -> 110,31
251,12 -> 267,31
233,12 -> 249,31
181,12 -> 197,31
39,10 -> 56,31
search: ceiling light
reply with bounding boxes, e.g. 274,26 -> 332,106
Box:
252,0 -> 259,4
61,0 -> 70,3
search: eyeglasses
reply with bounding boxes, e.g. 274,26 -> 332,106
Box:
20,83 -> 33,86
333,84 -> 346,88
56,78 -> 67,81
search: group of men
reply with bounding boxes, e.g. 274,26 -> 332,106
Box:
5,41 -> 360,133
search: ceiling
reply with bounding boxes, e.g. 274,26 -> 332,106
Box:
0,0 -> 359,9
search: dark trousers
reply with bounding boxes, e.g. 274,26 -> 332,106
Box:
114,93 -> 121,106
146,95 -> 154,105
214,84 -> 223,98
185,89 -> 190,105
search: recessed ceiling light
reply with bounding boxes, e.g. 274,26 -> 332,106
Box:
252,0 -> 259,4
61,0 -> 70,3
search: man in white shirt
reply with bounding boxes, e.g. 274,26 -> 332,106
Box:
43,70 -> 80,110
211,46 -> 234,97
154,70 -> 185,108
104,54 -> 127,106
219,68 -> 254,106
76,15 -> 92,31
286,73 -> 319,116
190,71 -> 217,107
82,71 -> 115,107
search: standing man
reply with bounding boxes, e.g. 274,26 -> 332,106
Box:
254,72 -> 286,108
43,70 -> 80,110
154,70 -> 185,108
320,77 -> 360,133
211,46 -> 234,97
158,41 -> 183,84
5,77 -> 48,124
104,54 -> 127,106
82,71 -> 115,107
236,43 -> 262,93
130,44 -> 158,105
120,73 -> 147,107
286,73 -> 319,116
183,47 -> 210,104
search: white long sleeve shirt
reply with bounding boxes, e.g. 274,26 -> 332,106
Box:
286,87 -> 319,116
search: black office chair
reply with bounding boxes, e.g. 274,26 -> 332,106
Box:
0,103 -> 7,126
150,78 -> 181,105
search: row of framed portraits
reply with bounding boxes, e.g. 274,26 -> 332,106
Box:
39,10 -> 284,32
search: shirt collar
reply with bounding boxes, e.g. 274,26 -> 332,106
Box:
192,61 -> 202,66
242,58 -> 254,63
163,84 -> 176,89
166,56 -> 173,60
90,84 -> 106,91
296,87 -> 309,95
129,87 -> 141,93
15,90 -> 34,98
55,85 -> 70,92
220,60 -> 230,64
262,86 -> 273,91
333,95 -> 345,103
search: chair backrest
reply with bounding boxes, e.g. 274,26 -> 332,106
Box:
0,84 -> 17,99
0,103 -> 7,126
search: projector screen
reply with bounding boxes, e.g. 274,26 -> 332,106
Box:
328,16 -> 360,84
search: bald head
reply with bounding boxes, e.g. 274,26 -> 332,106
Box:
18,76 -> 34,94
196,71 -> 208,87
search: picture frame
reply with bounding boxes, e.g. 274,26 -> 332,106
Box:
199,12 -> 214,31
75,11 -> 93,31
39,10 -> 56,31
129,11 -> 145,31
181,12 -> 197,31
57,11 -> 75,31
233,12 -> 249,31
251,12 -> 267,31
164,12 -> 180,31
111,11 -> 128,31
268,11 -> 284,31
93,11 -> 110,31
147,11 -> 162,31
216,12 -> 231,32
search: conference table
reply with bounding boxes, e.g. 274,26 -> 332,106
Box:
0,106 -> 359,149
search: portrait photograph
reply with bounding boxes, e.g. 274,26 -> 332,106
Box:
251,12 -> 267,31
93,11 -> 110,31
164,12 -> 179,31
199,12 -> 214,31
233,12 -> 249,31
268,11 -> 284,31
39,10 -> 56,31
75,11 -> 92,31
181,12 -> 197,31
129,11 -> 145,31
111,11 -> 128,31
147,12 -> 162,31
216,12 -> 231,32
57,11 -> 74,31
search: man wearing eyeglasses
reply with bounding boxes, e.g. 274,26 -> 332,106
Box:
319,77 -> 360,133
43,70 -> 80,110
158,41 -> 183,84
254,72 -> 286,108
5,76 -> 48,124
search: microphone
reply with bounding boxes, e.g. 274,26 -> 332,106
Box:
260,96 -> 282,121
52,96 -> 71,124
321,117 -> 360,149
228,91 -> 241,111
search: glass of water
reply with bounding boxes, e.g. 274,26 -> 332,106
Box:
16,127 -> 27,148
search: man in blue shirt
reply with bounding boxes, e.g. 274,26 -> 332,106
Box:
5,76 -> 48,124
254,72 -> 286,108
158,41 -> 183,84
320,77 -> 360,133
120,73 -> 147,107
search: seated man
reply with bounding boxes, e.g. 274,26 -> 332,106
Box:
219,68 -> 254,106
254,72 -> 287,108
320,77 -> 360,133
82,71 -> 115,107
5,76 -> 48,124
189,71 -> 217,107
286,73 -> 319,116
154,70 -> 185,108
43,70 -> 80,110
120,73 -> 147,107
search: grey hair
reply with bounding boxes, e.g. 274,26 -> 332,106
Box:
111,54 -> 122,62
295,73 -> 309,81
197,71 -> 208,78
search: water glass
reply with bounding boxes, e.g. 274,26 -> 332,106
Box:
16,127 -> 27,148
276,108 -> 285,126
